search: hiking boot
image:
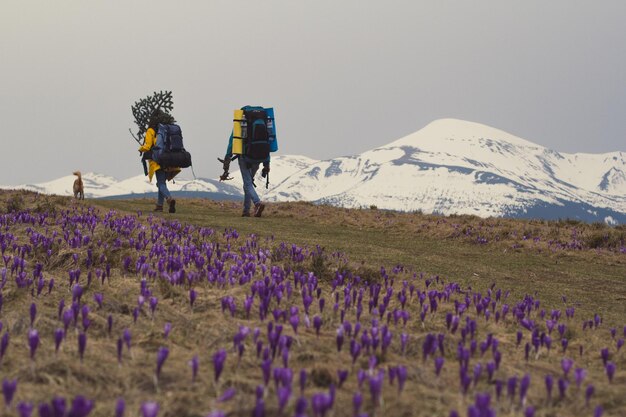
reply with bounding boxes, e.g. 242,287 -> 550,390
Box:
167,198 -> 176,214
154,205 -> 163,212
254,202 -> 265,217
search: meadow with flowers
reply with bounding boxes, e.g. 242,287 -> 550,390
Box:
0,190 -> 625,417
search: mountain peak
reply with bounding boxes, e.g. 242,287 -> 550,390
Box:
389,118 -> 541,151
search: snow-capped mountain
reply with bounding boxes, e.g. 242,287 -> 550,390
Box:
2,119 -> 625,223
265,119 -> 625,223
0,155 -> 316,200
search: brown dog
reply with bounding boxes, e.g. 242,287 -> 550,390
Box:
73,171 -> 84,200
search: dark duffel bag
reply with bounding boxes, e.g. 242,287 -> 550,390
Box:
158,151 -> 192,169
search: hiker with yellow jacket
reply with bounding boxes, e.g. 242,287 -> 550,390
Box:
138,109 -> 180,213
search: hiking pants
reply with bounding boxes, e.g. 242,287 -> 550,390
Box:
155,169 -> 171,206
239,157 -> 261,213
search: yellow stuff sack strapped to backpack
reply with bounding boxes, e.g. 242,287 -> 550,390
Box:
232,109 -> 244,155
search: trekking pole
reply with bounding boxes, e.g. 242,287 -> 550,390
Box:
265,172 -> 269,189
129,129 -> 142,145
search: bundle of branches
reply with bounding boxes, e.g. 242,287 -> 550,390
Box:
130,90 -> 174,142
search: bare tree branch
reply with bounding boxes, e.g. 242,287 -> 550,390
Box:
130,91 -> 174,139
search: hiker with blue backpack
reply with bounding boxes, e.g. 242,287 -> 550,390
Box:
138,109 -> 188,213
219,106 -> 278,217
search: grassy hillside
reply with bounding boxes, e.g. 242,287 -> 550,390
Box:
0,190 -> 625,417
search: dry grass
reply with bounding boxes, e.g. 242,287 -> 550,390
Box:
0,190 -> 625,417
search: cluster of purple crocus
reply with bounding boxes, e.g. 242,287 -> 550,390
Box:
0,204 -> 623,416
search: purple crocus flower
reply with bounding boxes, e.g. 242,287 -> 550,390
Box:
93,293 -> 103,309
72,284 -> 83,303
545,374 -> 554,400
400,333 -> 409,354
600,348 -> 609,366
156,347 -> 169,379
2,379 -> 17,407
107,315 -> 113,336
337,370 -> 349,388
117,338 -> 123,364
520,374 -> 530,404
17,401 -> 34,417
140,402 -> 159,417
585,384 -> 595,406
78,332 -> 87,362
397,366 -> 407,393
605,362 -> 616,383
294,396 -> 307,417
123,329 -> 132,352
368,371 -> 384,406
473,363 -> 482,385
218,387 -> 236,402
57,299 -> 65,321
213,349 -> 227,383
336,328 -> 344,352
495,379 -> 503,400
38,403 -> 52,417
189,289 -> 197,309
261,359 -> 272,386
434,357 -> 444,376
558,378 -> 568,399
0,332 -> 9,362
594,405 -> 603,417
277,386 -> 291,413
149,297 -> 158,317
353,392 -> 363,415
54,328 -> 64,353
115,398 -> 125,417
561,358 -> 573,377
52,395 -> 66,417
486,361 -> 496,382
524,406 -> 535,417
163,323 -> 171,339
574,368 -> 587,389
507,376 -> 517,401
290,315 -> 300,335
28,329 -> 39,360
30,303 -> 37,327
67,395 -> 94,417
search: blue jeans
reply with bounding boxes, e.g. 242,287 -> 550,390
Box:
238,157 -> 260,213
155,170 -> 171,206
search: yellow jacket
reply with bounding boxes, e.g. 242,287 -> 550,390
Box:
138,127 -> 181,182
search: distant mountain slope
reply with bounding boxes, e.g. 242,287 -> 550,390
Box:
0,155 -> 316,200
2,120 -> 624,223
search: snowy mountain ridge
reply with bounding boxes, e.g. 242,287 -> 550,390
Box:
2,119 -> 625,223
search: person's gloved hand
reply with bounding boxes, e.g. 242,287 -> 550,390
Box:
217,157 -> 233,181
221,158 -> 231,172
261,164 -> 270,178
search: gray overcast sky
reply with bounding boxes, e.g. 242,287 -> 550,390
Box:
1,0 -> 625,185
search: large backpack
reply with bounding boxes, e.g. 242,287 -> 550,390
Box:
244,108 -> 271,162
153,123 -> 192,168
